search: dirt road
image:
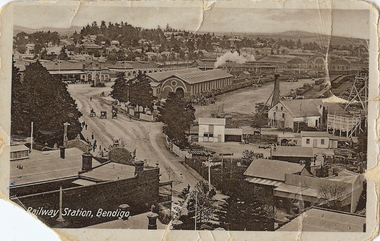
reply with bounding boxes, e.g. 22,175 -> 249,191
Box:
67,83 -> 202,193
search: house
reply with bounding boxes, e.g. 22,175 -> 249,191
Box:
146,68 -> 233,99
276,207 -> 365,232
274,169 -> 364,213
300,131 -> 338,149
268,99 -> 321,130
267,98 -> 344,131
198,118 -> 242,143
244,158 -> 309,188
10,145 -> 29,161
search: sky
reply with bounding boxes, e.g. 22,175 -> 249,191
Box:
12,2 -> 370,39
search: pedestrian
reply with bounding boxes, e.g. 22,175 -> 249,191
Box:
92,144 -> 96,152
91,132 -> 94,139
90,97 -> 92,101
85,124 -> 88,130
99,145 -> 102,151
187,184 -> 190,191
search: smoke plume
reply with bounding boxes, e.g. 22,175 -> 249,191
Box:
214,51 -> 256,68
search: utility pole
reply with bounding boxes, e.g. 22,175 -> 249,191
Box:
208,156 -> 212,192
30,122 -> 33,152
194,192 -> 197,231
56,186 -> 65,222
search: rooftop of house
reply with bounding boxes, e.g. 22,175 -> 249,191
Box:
272,146 -> 314,157
276,207 -> 365,232
300,131 -> 330,137
10,147 -> 101,187
277,99 -> 321,118
244,158 -> 305,182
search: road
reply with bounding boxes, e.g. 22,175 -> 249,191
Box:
67,83 -> 202,194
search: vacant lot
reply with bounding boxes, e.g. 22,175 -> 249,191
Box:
194,79 -> 314,119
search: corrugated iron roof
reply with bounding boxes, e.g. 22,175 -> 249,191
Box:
147,68 -> 232,85
244,159 -> 305,182
244,177 -> 282,187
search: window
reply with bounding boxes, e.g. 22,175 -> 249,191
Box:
306,138 -> 310,144
280,107 -> 283,111
321,139 -> 325,145
282,113 -> 285,118
276,106 -> 278,110
273,112 -> 276,118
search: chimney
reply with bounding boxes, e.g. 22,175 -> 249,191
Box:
60,146 -> 65,159
271,74 -> 280,107
82,153 -> 93,172
134,160 -> 145,176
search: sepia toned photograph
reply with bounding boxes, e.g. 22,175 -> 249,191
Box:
1,1 -> 379,240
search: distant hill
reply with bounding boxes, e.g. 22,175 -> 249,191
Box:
213,30 -> 368,46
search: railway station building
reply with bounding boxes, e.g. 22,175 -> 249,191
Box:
146,68 -> 233,99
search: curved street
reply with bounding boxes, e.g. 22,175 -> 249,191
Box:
67,83 -> 202,194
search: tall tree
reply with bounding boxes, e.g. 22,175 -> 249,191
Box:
158,92 -> 195,148
110,73 -> 129,102
11,60 -> 82,146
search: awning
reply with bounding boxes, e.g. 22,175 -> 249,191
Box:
72,179 -> 97,186
244,177 -> 282,187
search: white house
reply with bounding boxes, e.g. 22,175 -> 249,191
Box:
268,99 -> 321,130
198,118 -> 242,143
300,131 -> 338,149
198,118 -> 226,143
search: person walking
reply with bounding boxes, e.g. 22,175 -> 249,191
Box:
91,132 -> 94,140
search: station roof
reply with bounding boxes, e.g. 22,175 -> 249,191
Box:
10,148 -> 101,187
276,207 -> 365,232
147,68 -> 232,85
244,158 -> 305,182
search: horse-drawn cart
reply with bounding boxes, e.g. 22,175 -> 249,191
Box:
100,111 -> 107,119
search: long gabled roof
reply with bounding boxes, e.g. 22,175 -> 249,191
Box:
147,68 -> 232,85
244,158 -> 305,182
